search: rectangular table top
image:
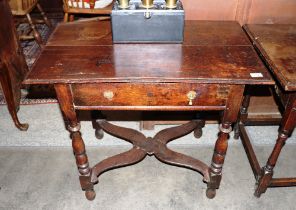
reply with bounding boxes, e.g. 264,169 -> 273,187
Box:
244,24 -> 296,91
24,20 -> 273,85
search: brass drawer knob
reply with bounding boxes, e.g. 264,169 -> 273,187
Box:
187,91 -> 197,106
103,91 -> 114,100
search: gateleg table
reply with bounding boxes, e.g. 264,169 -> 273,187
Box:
239,24 -> 296,197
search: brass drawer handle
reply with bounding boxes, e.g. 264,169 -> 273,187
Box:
187,91 -> 197,106
103,91 -> 114,100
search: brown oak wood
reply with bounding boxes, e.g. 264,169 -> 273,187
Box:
244,24 -> 296,91
39,0 -> 295,126
91,120 -> 210,183
24,21 -> 273,85
238,123 -> 261,177
23,20 -> 273,200
72,83 -> 229,109
54,84 -> 95,200
270,178 -> 296,187
239,24 -> 296,197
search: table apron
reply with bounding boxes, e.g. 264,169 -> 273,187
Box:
70,83 -> 231,109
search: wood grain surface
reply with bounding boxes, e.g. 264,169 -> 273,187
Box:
24,20 -> 273,85
244,24 -> 296,91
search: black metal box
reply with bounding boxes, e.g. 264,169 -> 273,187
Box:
111,0 -> 184,43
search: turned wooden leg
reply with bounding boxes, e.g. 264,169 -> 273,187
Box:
255,94 -> 296,197
63,13 -> 69,22
0,69 -> 28,131
36,3 -> 52,28
194,119 -> 205,139
26,13 -> 43,46
91,111 -> 104,140
55,84 -> 95,201
206,123 -> 232,199
234,90 -> 251,140
207,85 -> 244,198
69,124 -> 95,200
255,131 -> 289,197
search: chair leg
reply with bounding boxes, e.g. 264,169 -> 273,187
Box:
36,3 -> 52,28
64,13 -> 69,22
26,13 -> 43,46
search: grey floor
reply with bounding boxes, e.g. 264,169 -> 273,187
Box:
0,104 -> 295,210
1,145 -> 296,210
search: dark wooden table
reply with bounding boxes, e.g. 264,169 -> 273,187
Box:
23,20 -> 273,201
240,24 -> 296,197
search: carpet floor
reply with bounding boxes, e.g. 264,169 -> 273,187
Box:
0,18 -> 59,105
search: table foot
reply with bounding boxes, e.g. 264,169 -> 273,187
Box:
206,171 -> 221,199
206,188 -> 216,199
95,128 -> 104,140
193,120 -> 205,139
254,166 -> 273,197
207,123 -> 232,197
85,190 -> 96,201
92,111 -> 105,140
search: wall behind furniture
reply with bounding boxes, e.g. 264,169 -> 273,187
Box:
183,0 -> 296,24
40,0 -> 296,24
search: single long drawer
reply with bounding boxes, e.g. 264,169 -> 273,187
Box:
71,83 -> 229,109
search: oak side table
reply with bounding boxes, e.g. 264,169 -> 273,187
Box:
239,24 -> 296,197
23,20 -> 273,200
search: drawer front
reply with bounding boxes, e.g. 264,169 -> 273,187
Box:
71,83 -> 229,109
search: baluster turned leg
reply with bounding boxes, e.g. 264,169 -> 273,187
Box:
255,95 -> 296,197
69,124 -> 96,200
206,85 -> 244,198
234,87 -> 251,140
206,123 -> 232,198
55,84 -> 95,201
